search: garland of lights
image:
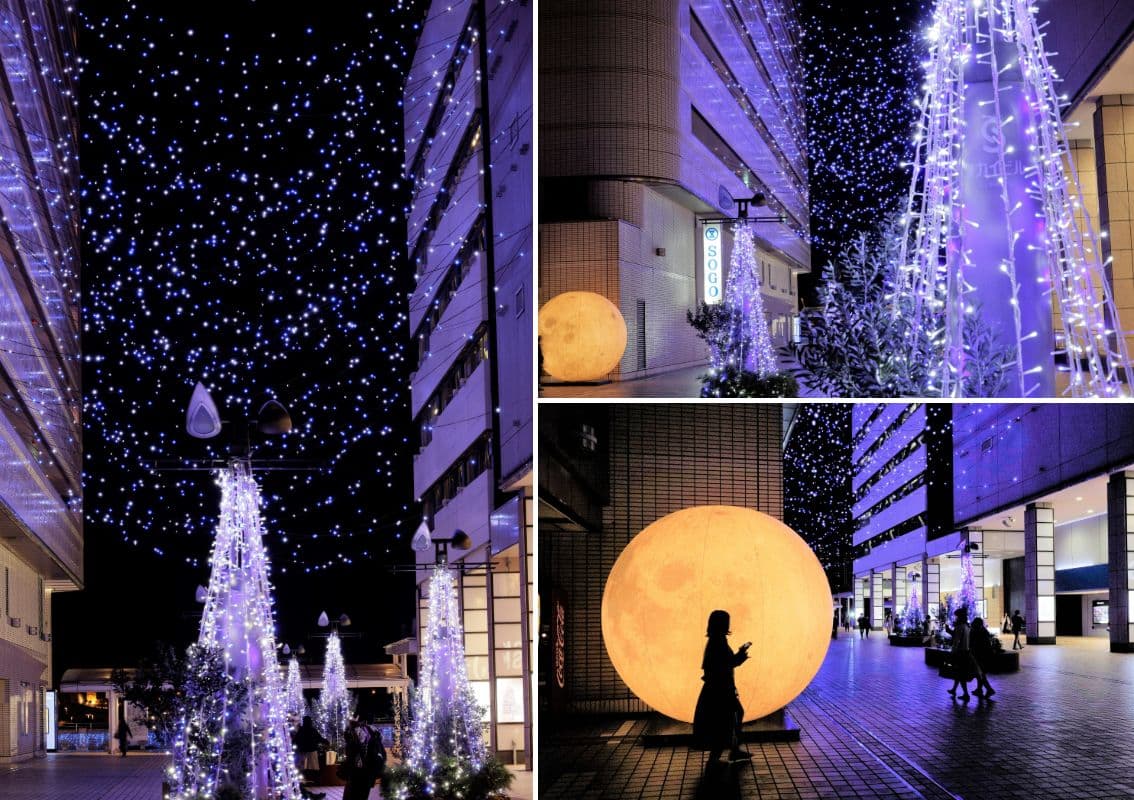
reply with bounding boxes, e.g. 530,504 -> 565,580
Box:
168,463 -> 301,800
318,631 -> 353,751
398,564 -> 487,797
896,0 -> 1132,396
714,225 -> 779,378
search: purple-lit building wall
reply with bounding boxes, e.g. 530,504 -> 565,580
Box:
403,0 -> 533,766
539,0 -> 809,382
852,404 -> 1134,652
0,0 -> 81,762
1038,0 -> 1133,107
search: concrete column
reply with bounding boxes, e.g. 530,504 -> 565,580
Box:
1093,97 -> 1134,362
894,563 -> 907,613
871,571 -> 885,630
1107,471 -> 1134,653
854,574 -> 865,623
926,560 -> 940,619
968,529 -> 986,619
1025,502 -> 1057,644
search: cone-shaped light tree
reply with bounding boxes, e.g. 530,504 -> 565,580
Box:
285,656 -> 304,720
895,0 -> 1132,396
169,462 -> 302,800
396,564 -> 487,796
318,630 -> 352,751
714,224 -> 779,378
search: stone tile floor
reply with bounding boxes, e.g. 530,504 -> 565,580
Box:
0,753 -> 533,800
540,634 -> 1134,799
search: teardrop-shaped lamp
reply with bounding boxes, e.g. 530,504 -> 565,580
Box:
411,520 -> 432,552
317,611 -> 330,627
186,383 -> 222,439
257,399 -> 292,435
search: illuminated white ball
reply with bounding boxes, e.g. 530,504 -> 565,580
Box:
538,291 -> 627,382
601,506 -> 831,722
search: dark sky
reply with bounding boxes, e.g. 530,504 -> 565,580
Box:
800,0 -> 930,302
57,0 -> 427,685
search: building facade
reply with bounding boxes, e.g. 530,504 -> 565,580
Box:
403,0 -> 533,766
1042,0 -> 1134,369
539,0 -> 809,384
851,403 -> 1134,653
539,404 -> 785,715
0,0 -> 82,763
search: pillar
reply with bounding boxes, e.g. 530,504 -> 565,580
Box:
925,559 -> 940,619
854,574 -> 865,622
1093,97 -> 1134,362
894,563 -> 907,613
968,529 -> 985,619
1025,502 -> 1057,644
1107,471 -> 1134,653
871,571 -> 885,630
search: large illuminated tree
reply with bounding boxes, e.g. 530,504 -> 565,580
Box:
317,631 -> 353,751
169,462 -> 302,800
385,563 -> 510,800
895,0 -> 1132,397
285,656 -> 304,720
715,225 -> 779,378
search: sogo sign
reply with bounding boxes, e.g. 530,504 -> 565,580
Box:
703,223 -> 722,304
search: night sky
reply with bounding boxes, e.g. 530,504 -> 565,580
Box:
57,0 -> 427,684
800,0 -> 930,302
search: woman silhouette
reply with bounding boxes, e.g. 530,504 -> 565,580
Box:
692,609 -> 752,765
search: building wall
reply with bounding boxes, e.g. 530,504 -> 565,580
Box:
1038,0 -> 1134,108
539,0 -> 809,380
0,0 -> 80,762
953,404 -> 1134,526
404,0 -> 532,766
543,404 -> 783,714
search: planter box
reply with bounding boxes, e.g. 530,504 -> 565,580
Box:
888,634 -> 925,647
925,646 -> 1019,673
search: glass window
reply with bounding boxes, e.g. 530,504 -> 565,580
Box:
464,609 -> 488,633
495,678 -> 525,723
494,649 -> 523,677
493,598 -> 522,623
494,622 -> 523,649
493,572 -> 521,597
466,655 -> 491,682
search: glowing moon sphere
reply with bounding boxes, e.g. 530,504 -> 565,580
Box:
601,506 -> 831,723
538,291 -> 627,382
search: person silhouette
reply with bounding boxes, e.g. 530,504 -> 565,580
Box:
692,610 -> 752,767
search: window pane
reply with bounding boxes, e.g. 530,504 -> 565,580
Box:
464,609 -> 488,633
496,723 -> 524,752
494,623 -> 523,649
493,597 -> 522,623
470,680 -> 491,713
495,678 -> 525,723
465,632 -> 489,655
466,655 -> 490,681
463,587 -> 487,610
494,649 -> 523,677
493,572 -> 521,597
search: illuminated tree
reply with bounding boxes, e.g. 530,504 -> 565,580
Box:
716,225 -> 779,378
894,0 -> 1132,396
317,631 -> 353,751
285,657 -> 304,721
384,564 -> 511,800
169,463 -> 302,800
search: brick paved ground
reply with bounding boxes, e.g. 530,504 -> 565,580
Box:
0,753 -> 533,800
541,634 -> 1134,800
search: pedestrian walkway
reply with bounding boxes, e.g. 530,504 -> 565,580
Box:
541,633 -> 1134,799
0,753 -> 533,800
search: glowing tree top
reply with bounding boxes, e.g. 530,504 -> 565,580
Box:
169,462 -> 302,800
318,630 -> 352,751
896,0 -> 1132,397
401,564 -> 487,794
958,550 -> 979,621
714,225 -> 780,378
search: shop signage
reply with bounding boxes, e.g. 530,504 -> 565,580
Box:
703,223 -> 722,304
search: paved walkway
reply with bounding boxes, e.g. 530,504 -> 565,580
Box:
0,753 -> 533,800
541,634 -> 1134,799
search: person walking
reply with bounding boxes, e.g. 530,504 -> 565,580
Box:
1011,609 -> 1026,649
969,617 -> 996,698
947,608 -> 974,701
294,715 -> 328,797
115,713 -> 132,757
340,715 -> 386,800
692,609 -> 752,767
858,613 -> 868,639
